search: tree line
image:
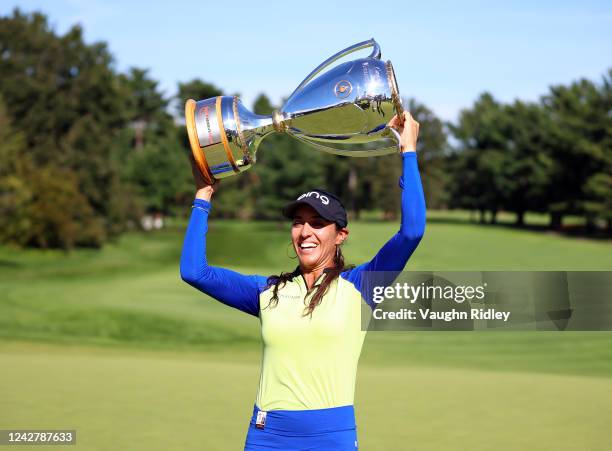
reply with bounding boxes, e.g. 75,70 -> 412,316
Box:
450,83 -> 611,230
0,10 -> 610,249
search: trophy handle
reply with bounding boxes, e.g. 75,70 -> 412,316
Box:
286,39 -> 381,102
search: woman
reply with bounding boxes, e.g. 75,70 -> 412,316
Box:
180,112 -> 425,450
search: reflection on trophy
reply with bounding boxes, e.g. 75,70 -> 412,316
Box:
185,39 -> 404,184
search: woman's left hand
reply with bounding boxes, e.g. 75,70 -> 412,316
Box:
388,111 -> 420,153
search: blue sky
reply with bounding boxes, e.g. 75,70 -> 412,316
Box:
2,0 -> 611,121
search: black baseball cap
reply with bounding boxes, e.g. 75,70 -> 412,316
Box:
283,189 -> 348,228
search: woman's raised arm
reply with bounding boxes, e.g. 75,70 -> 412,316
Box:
179,158 -> 268,317
341,112 -> 426,306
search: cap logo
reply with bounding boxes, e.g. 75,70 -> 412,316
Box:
297,191 -> 330,205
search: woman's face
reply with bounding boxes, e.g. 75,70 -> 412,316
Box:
291,205 -> 348,271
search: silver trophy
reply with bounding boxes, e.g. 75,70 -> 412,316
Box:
185,39 -> 404,184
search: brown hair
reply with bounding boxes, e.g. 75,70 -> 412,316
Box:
266,234 -> 352,317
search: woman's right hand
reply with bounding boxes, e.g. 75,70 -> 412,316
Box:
189,154 -> 219,201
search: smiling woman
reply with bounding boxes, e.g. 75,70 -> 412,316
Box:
266,189 -> 350,317
179,111 -> 426,450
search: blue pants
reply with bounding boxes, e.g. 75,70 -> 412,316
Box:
244,404 -> 358,450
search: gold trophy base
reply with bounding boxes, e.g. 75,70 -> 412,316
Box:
185,99 -> 215,185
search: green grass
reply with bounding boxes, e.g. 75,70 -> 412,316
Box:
1,218 -> 610,353
1,217 -> 611,449
207,215 -> 612,271
1,341 -> 611,451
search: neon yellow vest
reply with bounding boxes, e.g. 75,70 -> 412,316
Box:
255,274 -> 367,411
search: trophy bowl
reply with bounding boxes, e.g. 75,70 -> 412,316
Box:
185,39 -> 404,184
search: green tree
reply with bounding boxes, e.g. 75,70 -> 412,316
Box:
0,95 -> 105,248
0,95 -> 31,245
124,134 -> 193,215
449,93 -> 509,223
0,10 -> 134,246
119,67 -> 172,149
503,101 -> 554,225
581,69 -> 612,231
583,173 -> 612,232
113,68 -> 191,216
253,93 -> 274,115
542,75 -> 610,229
